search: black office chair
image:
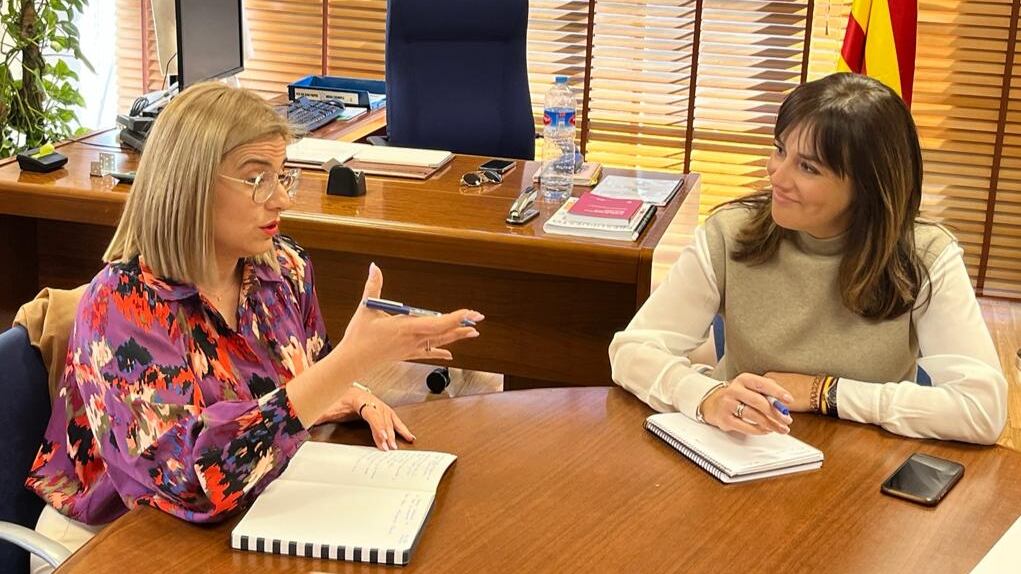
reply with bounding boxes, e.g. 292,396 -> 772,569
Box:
0,326 -> 70,573
380,0 -> 535,392
375,0 -> 535,160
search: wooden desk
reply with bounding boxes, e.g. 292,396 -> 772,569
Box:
55,387 -> 1021,573
0,130 -> 698,388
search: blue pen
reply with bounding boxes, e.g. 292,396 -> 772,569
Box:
364,297 -> 476,327
765,395 -> 791,416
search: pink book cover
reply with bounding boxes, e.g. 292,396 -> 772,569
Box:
567,193 -> 643,221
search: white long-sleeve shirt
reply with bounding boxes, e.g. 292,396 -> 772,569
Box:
609,221 -> 1007,445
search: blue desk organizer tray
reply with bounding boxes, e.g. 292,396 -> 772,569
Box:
287,76 -> 386,109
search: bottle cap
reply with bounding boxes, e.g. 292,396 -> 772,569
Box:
555,75 -> 569,84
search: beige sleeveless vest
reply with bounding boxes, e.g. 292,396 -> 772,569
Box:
704,207 -> 954,383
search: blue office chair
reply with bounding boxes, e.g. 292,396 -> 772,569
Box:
379,0 -> 535,160
710,315 -> 932,386
0,326 -> 71,573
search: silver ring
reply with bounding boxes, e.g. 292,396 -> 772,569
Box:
734,403 -> 746,418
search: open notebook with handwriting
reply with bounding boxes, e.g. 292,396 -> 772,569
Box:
231,441 -> 456,566
646,412 -> 823,483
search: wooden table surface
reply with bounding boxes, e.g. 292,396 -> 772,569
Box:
56,387 -> 1021,574
0,129 -> 697,388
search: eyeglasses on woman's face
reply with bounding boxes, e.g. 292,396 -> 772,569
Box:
219,168 -> 301,204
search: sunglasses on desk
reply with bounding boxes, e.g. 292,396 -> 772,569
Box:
460,169 -> 503,187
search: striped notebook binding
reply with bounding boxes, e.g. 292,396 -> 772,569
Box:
232,535 -> 410,566
229,442 -> 456,567
645,420 -> 730,483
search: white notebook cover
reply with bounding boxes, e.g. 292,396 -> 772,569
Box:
646,412 -> 823,483
285,137 -> 368,166
352,145 -> 453,168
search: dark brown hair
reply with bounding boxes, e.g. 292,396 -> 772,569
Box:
719,73 -> 929,320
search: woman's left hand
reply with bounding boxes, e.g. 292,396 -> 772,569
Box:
764,371 -> 817,412
314,386 -> 415,451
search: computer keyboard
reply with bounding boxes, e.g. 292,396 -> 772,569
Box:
285,97 -> 345,134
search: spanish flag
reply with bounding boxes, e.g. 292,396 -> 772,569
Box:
837,0 -> 917,106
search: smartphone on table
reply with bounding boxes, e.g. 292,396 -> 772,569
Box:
880,452 -> 964,506
479,158 -> 516,174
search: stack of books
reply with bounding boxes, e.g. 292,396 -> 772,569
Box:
542,192 -> 656,241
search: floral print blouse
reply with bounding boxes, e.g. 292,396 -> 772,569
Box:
26,235 -> 330,525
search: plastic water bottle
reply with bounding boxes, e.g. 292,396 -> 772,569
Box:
540,76 -> 576,202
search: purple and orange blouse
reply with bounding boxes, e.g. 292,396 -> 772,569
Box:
26,235 -> 330,525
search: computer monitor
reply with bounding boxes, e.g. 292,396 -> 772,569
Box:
174,0 -> 244,89
151,0 -> 178,81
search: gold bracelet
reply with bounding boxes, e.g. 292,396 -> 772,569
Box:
695,381 -> 728,424
809,374 -> 824,413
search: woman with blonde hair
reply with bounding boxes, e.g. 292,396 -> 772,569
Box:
26,82 -> 483,564
610,73 -> 1006,444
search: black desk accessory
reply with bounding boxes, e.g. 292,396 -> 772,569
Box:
505,185 -> 539,225
324,162 -> 366,197
16,145 -> 68,173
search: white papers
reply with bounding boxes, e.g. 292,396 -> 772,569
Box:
592,174 -> 683,206
286,137 -> 453,170
338,107 -> 367,121
647,412 -> 823,482
353,145 -> 453,168
286,137 -> 368,166
231,442 -> 456,564
971,514 -> 1021,573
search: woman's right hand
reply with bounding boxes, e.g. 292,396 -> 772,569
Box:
336,263 -> 483,375
700,373 -> 794,435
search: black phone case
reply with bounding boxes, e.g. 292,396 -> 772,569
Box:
880,452 -> 964,506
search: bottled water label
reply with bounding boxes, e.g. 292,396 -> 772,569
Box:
543,107 -> 576,129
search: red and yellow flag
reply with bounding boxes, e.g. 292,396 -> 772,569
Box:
837,0 -> 917,106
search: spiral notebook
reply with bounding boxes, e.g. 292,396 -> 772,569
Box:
231,442 -> 456,566
646,412 -> 823,483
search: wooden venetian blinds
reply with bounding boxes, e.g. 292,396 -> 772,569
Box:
113,0 -> 1020,298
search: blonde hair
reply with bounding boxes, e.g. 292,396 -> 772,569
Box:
104,81 -> 292,286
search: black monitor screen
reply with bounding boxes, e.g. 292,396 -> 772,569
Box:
175,0 -> 243,89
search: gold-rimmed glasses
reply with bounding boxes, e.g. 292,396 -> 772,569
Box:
219,168 -> 301,204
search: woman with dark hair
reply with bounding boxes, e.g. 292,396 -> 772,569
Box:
609,73 -> 1006,444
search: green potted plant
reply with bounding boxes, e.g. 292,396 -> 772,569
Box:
1,0 -> 92,159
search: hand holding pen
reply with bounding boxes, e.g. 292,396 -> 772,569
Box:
337,263 -> 484,367
698,373 -> 794,436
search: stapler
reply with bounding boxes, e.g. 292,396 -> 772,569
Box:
505,186 -> 539,225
